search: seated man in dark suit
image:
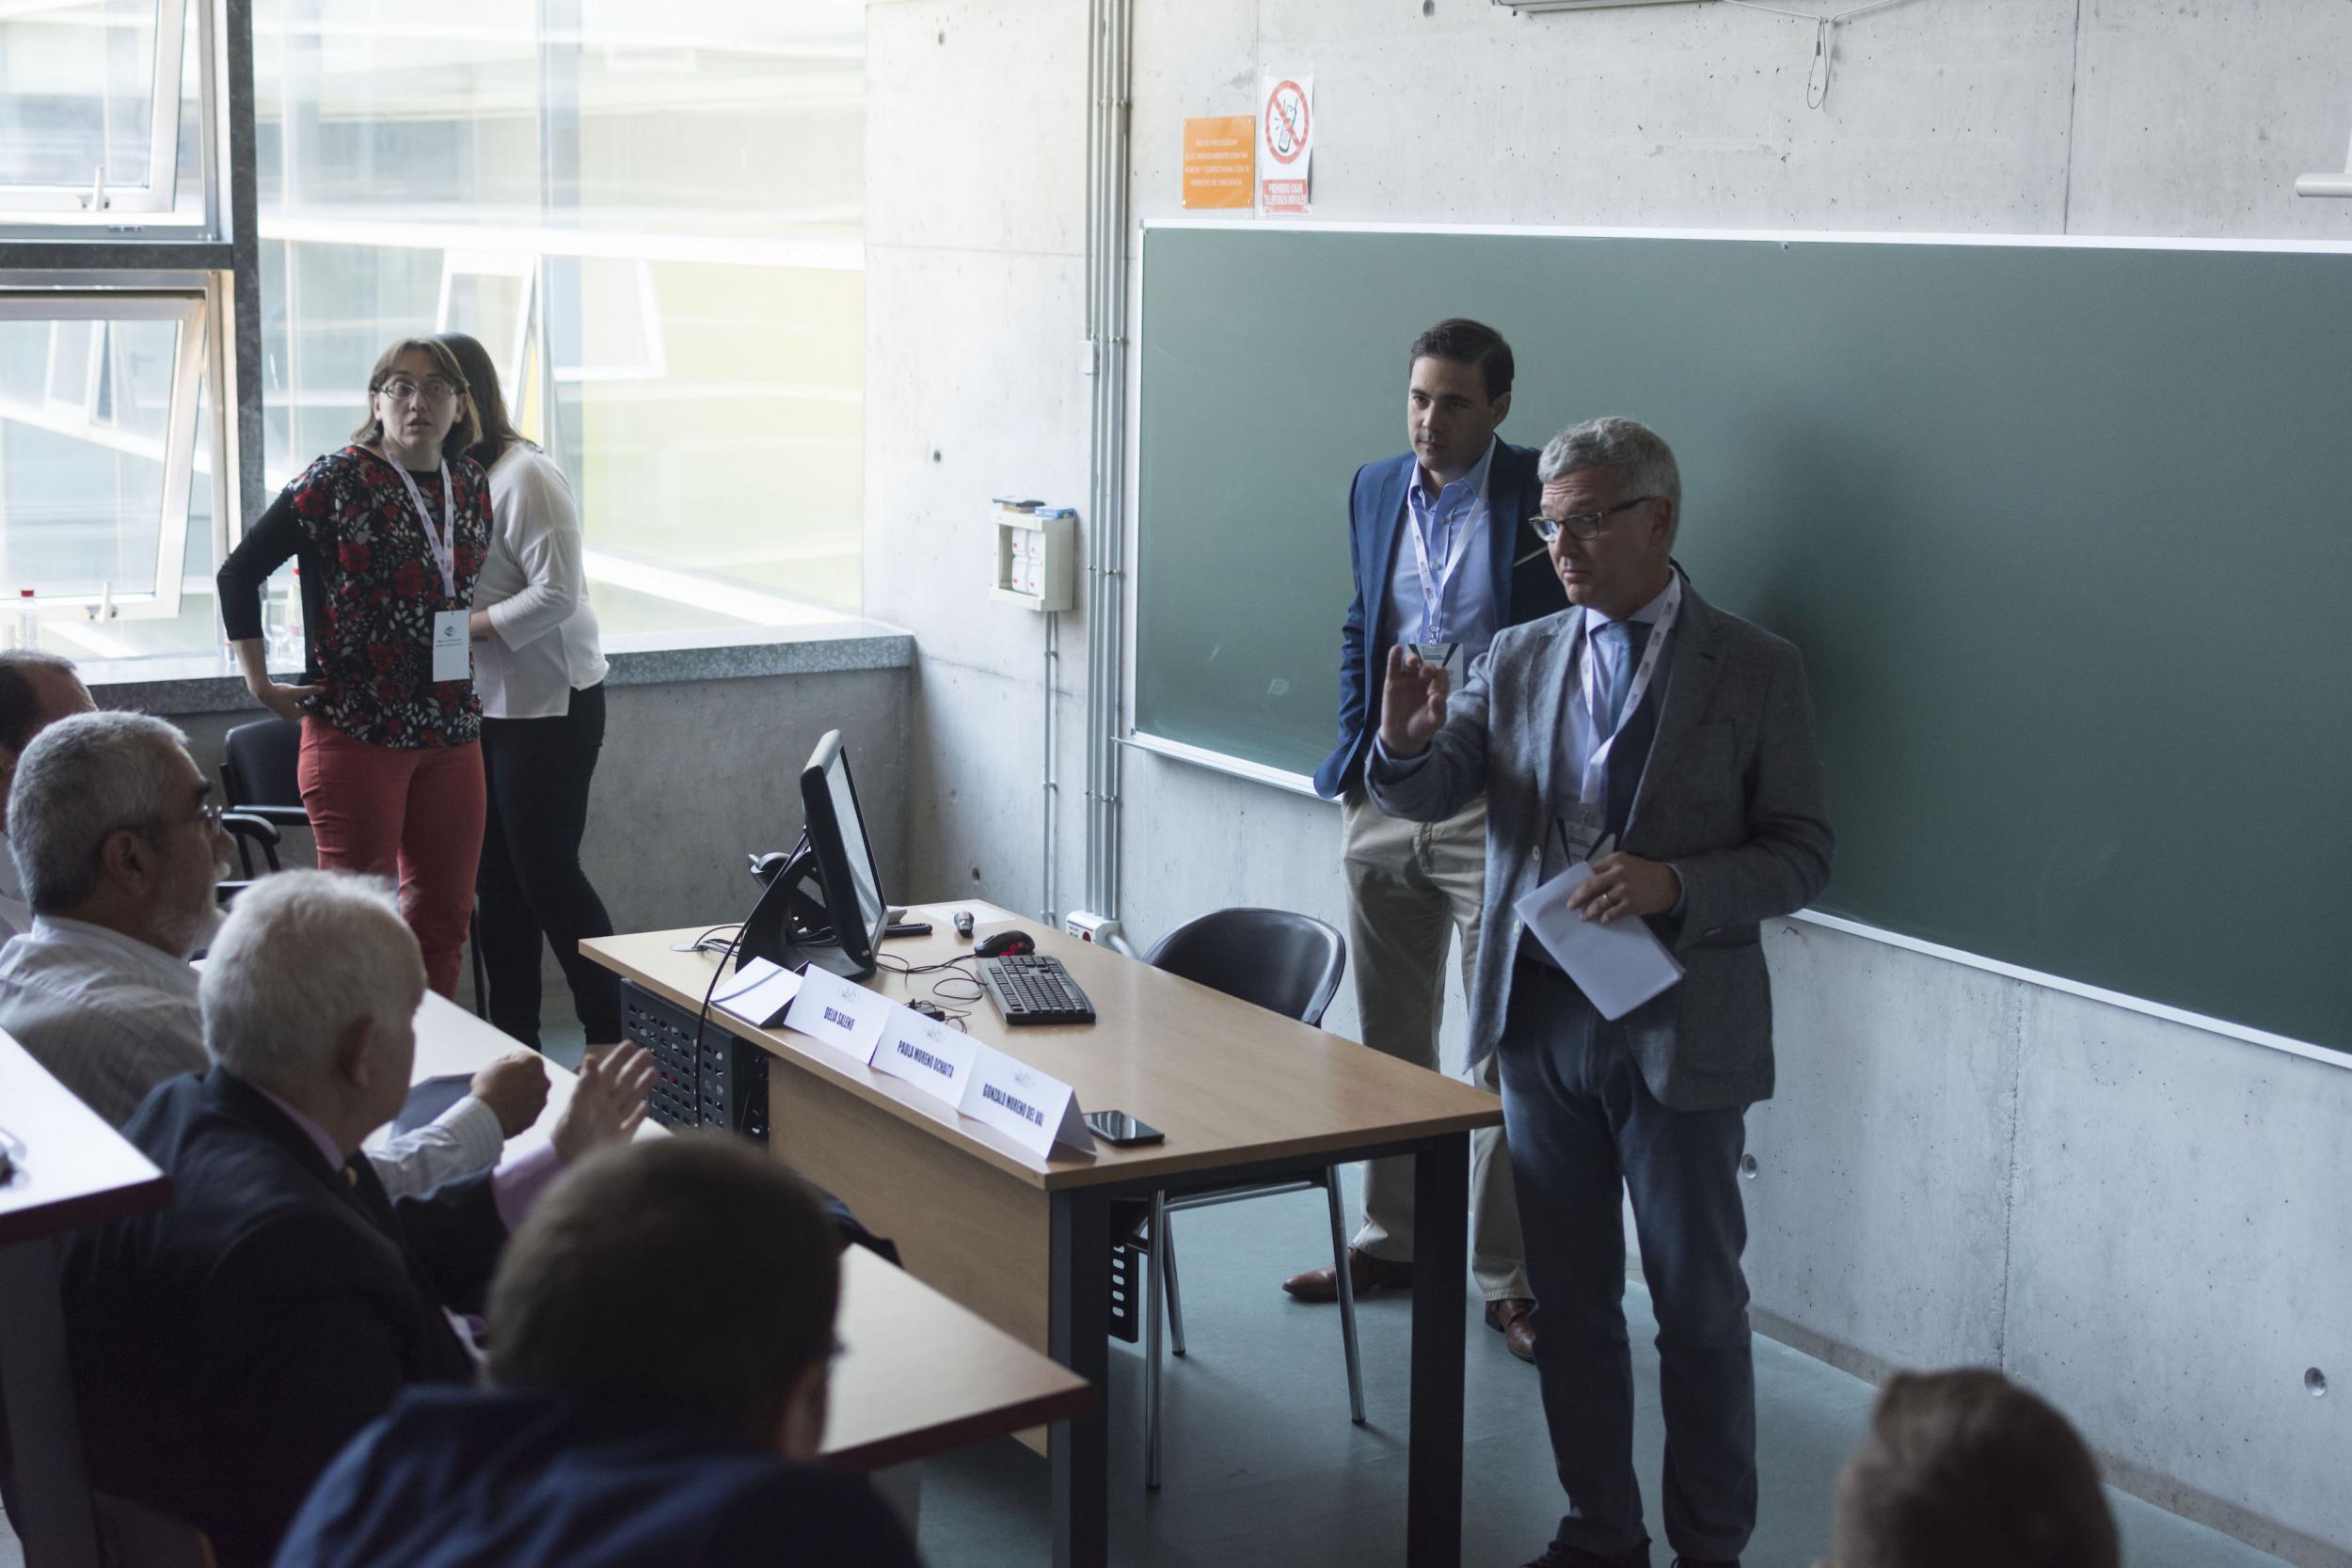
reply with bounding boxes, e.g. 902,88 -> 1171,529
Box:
276,1135 -> 924,1568
56,869 -> 655,1568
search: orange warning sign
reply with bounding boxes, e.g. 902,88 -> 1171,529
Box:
1182,116 -> 1255,209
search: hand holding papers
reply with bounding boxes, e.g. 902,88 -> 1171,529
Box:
1515,857 -> 1684,1022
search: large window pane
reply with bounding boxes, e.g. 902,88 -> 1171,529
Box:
0,297 -> 206,632
255,0 -> 865,626
0,0 -> 196,218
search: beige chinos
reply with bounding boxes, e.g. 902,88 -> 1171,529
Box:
1341,787 -> 1529,1302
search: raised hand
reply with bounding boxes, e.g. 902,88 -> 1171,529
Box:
1379,643 -> 1451,756
550,1042 -> 655,1164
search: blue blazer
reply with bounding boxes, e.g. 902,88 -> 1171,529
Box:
1313,439 -> 1560,798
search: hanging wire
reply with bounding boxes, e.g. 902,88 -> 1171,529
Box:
1723,0 -> 1918,110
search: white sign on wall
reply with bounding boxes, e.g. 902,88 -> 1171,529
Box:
1258,73 -> 1314,216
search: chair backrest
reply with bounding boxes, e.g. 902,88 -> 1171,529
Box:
220,719 -> 302,811
1142,908 -> 1347,1027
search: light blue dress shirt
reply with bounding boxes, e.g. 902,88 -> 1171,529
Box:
1383,436 -> 1502,664
1544,576 -> 1677,881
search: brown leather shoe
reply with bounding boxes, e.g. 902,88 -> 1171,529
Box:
1486,1297 -> 1537,1362
1281,1246 -> 1413,1302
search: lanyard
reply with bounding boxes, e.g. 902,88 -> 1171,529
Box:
388,457 -> 458,602
1573,572 -> 1682,811
1406,479 -> 1480,644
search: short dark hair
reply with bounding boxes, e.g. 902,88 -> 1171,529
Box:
1408,317 -> 1514,401
485,1136 -> 840,1442
1835,1369 -> 2120,1568
436,330 -> 529,471
0,650 -> 82,753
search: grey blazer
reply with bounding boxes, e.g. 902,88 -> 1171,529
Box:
1367,577 -> 1833,1111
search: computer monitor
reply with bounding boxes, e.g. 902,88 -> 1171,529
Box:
737,730 -> 890,978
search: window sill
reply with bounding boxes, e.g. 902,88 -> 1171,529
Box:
80,621 -> 915,719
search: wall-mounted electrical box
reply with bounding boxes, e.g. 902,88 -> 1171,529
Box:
990,498 -> 1077,611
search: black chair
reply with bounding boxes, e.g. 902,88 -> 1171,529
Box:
219,718 -> 487,1017
219,720 -> 308,873
1125,907 -> 1357,1489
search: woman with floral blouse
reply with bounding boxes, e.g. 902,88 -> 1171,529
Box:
217,338 -> 490,999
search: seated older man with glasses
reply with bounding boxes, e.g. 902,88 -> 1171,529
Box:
0,709 -> 546,1194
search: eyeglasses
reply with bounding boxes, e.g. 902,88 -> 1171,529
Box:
1527,495 -> 1657,543
376,376 -> 465,405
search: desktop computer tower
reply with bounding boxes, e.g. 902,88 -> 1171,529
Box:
620,981 -> 769,1143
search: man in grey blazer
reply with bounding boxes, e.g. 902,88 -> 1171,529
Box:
1369,418 -> 1832,1568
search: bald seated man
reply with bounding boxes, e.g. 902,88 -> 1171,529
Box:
0,709 -> 544,1197
56,869 -> 658,1568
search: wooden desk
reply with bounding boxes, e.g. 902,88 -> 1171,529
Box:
583,904 -> 1505,1568
0,1030 -> 174,1568
405,991 -> 1089,1467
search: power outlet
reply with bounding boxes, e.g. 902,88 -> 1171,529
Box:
1064,911 -> 1120,946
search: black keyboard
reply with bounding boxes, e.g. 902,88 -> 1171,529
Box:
978,954 -> 1097,1025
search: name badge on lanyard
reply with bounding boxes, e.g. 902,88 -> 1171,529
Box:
1408,487 -> 1478,648
389,458 -> 470,684
1558,574 -> 1683,863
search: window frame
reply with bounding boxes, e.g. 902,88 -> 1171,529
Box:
0,0 -> 215,229
0,288 -> 212,620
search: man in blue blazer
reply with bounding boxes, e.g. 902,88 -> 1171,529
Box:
1371,418 -> 1834,1568
277,1136 -> 922,1568
1287,319 -> 1564,1362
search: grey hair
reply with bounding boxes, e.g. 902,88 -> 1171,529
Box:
200,870 -> 423,1087
9,710 -> 191,912
1536,417 -> 1684,515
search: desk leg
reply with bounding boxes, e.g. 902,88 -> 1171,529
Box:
0,1237 -> 103,1568
1406,1132 -> 1470,1568
1049,1186 -> 1111,1568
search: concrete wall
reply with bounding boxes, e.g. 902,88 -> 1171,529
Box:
865,1 -> 2352,1560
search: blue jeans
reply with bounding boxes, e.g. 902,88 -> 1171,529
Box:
1496,958 -> 1757,1564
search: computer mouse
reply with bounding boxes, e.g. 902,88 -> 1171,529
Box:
975,930 -> 1036,958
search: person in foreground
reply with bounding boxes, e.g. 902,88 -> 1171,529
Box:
0,708 -> 545,1196
56,870 -> 656,1568
1368,417 -> 1834,1568
276,1135 -> 923,1568
1824,1369 -> 2120,1568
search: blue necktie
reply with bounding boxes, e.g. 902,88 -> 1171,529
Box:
1596,620 -> 1650,733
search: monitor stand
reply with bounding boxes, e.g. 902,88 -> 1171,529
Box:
737,838 -> 875,980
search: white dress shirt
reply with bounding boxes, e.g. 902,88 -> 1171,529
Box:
474,443 -> 610,720
0,915 -> 505,1198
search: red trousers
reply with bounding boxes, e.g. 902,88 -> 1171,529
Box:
298,718 -> 486,1000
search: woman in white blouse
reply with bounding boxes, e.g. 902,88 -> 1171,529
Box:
438,333 -> 622,1052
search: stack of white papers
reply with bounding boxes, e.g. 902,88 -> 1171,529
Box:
1513,860 -> 1685,1021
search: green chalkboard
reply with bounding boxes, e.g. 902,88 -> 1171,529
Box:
1134,224 -> 2352,1051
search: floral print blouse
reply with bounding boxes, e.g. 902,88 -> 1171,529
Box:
217,445 -> 490,749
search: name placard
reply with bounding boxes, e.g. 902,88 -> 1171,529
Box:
961,1046 -> 1094,1158
780,964 -> 887,1066
710,956 -> 803,1028
872,1004 -> 979,1111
